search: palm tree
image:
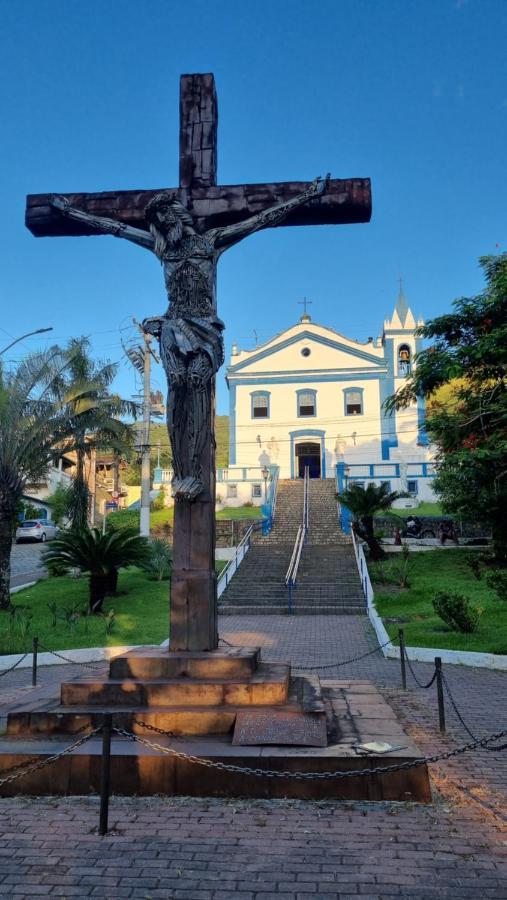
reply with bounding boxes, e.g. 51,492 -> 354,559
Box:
336,482 -> 402,560
52,338 -> 138,530
0,347 -> 99,610
42,527 -> 150,613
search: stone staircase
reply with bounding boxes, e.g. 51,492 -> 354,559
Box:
219,478 -> 366,615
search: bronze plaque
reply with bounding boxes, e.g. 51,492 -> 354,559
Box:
232,711 -> 327,747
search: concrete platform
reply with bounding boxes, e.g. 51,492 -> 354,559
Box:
0,665 -> 431,802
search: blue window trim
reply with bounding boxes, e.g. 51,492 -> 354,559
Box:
407,479 -> 419,496
343,386 -> 364,416
296,388 -> 317,418
250,390 -> 270,419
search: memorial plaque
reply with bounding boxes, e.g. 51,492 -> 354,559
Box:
232,710 -> 327,747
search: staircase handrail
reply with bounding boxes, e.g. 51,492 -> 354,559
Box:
303,464 -> 309,534
217,523 -> 255,598
285,524 -> 303,585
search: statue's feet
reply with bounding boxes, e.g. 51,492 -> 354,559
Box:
172,476 -> 204,501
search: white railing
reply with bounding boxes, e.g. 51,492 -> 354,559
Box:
217,523 -> 254,599
351,526 -> 374,609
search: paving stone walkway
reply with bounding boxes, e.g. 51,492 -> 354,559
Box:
0,614 -> 506,899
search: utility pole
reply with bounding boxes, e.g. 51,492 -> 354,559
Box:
125,321 -> 160,538
139,327 -> 152,537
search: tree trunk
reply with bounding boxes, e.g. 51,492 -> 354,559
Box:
0,506 -> 14,611
89,573 -> 108,614
491,517 -> 507,565
362,515 -> 386,561
105,568 -> 118,595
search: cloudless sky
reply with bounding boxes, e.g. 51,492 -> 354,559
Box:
1,0 -> 506,412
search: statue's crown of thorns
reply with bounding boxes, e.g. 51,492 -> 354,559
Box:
145,192 -> 193,227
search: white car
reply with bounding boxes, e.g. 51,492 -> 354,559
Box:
16,520 -> 58,543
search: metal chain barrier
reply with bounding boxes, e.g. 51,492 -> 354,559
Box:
0,653 -> 29,677
38,643 -> 105,669
405,654 -> 438,690
114,724 -> 507,781
0,727 -> 101,788
219,636 -> 395,670
441,672 -> 507,752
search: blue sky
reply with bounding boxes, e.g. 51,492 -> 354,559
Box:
1,0 -> 506,413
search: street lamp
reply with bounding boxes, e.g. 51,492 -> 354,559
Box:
261,465 -> 269,502
0,327 -> 53,356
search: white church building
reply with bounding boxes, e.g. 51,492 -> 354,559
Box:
223,287 -> 436,504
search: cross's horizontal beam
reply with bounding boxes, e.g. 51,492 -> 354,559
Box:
25,178 -> 371,237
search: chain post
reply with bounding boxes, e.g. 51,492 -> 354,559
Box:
31,637 -> 39,687
99,714 -> 113,836
435,657 -> 446,732
398,629 -> 407,690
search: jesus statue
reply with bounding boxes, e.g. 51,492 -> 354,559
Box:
50,175 -> 329,501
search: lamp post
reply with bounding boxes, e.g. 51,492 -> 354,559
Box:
261,466 -> 269,502
0,327 -> 53,356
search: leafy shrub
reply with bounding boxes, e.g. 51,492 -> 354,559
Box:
432,591 -> 480,633
141,538 -> 172,581
486,570 -> 507,602
107,509 -> 140,533
243,501 -> 254,508
465,554 -> 482,581
45,558 -> 70,577
150,488 -> 166,512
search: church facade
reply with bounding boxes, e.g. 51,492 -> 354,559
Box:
225,288 -> 436,501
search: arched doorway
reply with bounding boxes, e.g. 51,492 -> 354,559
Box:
296,441 -> 321,478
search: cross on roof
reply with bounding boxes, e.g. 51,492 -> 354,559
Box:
298,297 -> 313,315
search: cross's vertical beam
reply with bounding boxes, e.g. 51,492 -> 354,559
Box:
170,74 -> 219,651
179,73 -> 218,190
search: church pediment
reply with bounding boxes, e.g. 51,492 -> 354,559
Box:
227,328 -> 386,376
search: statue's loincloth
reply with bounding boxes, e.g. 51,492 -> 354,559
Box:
160,315 -> 225,372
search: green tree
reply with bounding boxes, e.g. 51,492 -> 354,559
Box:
46,482 -> 73,526
336,482 -> 401,560
0,347 -> 95,610
42,526 -> 150,613
52,338 -> 137,529
387,254 -> 507,562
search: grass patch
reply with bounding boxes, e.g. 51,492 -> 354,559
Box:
372,549 -> 507,654
390,502 -> 443,517
150,507 -> 174,528
216,506 -> 263,520
1,563 -> 225,655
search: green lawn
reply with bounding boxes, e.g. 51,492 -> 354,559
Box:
372,549 -> 507,654
216,506 -> 264,520
389,502 -> 443,517
1,564 -> 224,655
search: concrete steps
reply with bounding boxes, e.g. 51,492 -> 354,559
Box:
220,478 -> 366,615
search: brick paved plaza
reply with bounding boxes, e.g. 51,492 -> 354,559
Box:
0,615 -> 506,899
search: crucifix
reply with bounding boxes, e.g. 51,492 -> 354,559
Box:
26,73 -> 372,652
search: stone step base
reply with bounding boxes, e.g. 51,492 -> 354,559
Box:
219,605 -> 367,616
0,680 -> 431,802
60,663 -> 290,708
109,648 -> 260,681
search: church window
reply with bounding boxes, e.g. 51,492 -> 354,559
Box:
252,483 -> 262,498
344,388 -> 363,416
407,479 -> 418,496
227,484 -> 238,498
251,391 -> 270,419
301,347 -> 311,357
297,389 -> 316,417
398,344 -> 411,376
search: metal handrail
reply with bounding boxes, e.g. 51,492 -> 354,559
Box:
270,466 -> 280,527
284,466 -> 310,613
217,523 -> 254,597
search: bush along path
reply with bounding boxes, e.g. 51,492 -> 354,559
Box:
372,548 -> 507,654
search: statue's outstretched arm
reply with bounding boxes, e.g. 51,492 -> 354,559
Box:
212,175 -> 330,250
49,195 -> 155,250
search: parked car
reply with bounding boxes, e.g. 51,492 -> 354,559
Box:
15,520 -> 59,543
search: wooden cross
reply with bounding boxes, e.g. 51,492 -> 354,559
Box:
25,73 -> 372,653
25,73 -> 371,237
